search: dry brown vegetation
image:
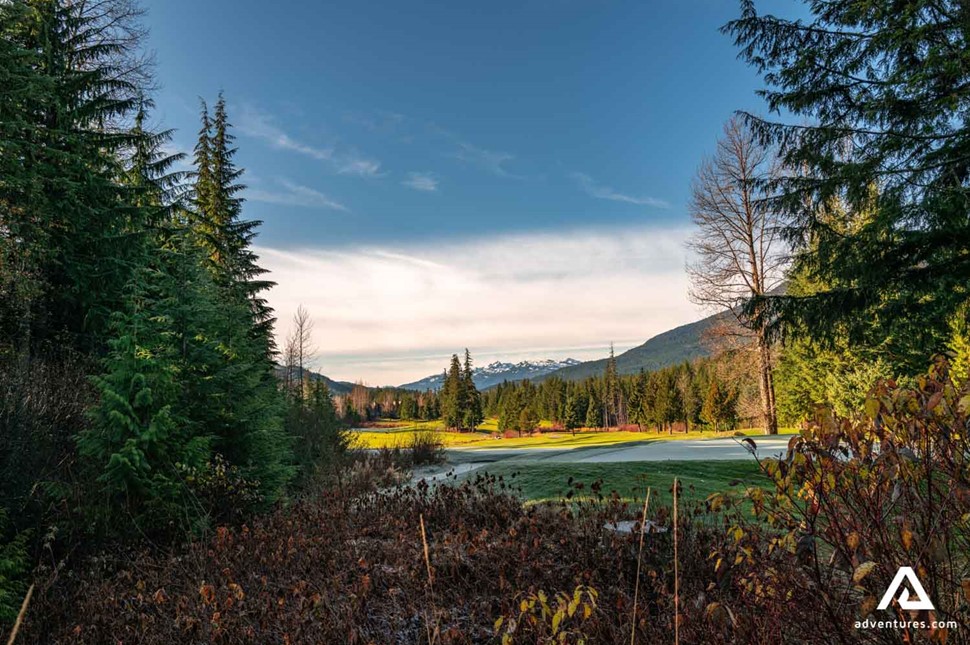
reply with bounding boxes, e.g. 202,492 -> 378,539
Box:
15,360 -> 970,644
20,468 -> 739,644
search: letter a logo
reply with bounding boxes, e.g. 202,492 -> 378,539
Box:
876,567 -> 935,611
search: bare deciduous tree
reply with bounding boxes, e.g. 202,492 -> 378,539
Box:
687,116 -> 787,434
285,305 -> 316,402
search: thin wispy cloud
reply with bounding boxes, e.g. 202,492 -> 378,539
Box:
236,105 -> 383,177
571,172 -> 669,208
343,110 -> 405,133
338,158 -> 383,177
259,224 -> 695,384
401,171 -> 439,192
247,179 -> 348,211
453,140 -> 518,178
426,124 -> 520,178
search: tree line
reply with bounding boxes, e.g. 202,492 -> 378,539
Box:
482,351 -> 746,435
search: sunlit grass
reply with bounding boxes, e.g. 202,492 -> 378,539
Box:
350,417 -> 797,450
350,428 -> 491,449
356,419 -> 444,431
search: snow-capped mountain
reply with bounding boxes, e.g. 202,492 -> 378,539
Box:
399,358 -> 582,391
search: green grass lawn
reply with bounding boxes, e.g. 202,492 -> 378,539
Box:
473,460 -> 766,506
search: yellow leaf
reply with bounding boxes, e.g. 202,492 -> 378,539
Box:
959,394 -> 970,413
707,493 -> 723,512
520,599 -> 528,613
228,582 -> 244,600
853,562 -> 877,584
847,532 -> 860,551
494,616 -> 504,632
552,611 -> 562,634
583,604 -> 592,619
901,529 -> 914,551
864,398 -> 880,418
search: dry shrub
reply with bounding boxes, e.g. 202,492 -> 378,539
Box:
698,357 -> 970,644
21,473 -> 736,644
341,448 -> 411,492
407,429 -> 445,466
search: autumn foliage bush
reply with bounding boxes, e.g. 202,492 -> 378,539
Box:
705,357 -> 970,644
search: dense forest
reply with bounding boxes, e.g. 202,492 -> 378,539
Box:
0,0 -> 345,619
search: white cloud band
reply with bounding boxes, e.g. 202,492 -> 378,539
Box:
258,224 -> 698,385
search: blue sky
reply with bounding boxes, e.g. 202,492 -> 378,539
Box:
145,0 -> 780,385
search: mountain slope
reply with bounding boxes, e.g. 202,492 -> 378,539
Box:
542,310 -> 733,381
274,366 -> 356,395
399,358 -> 582,391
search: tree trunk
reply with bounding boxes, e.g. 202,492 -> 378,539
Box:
757,333 -> 778,435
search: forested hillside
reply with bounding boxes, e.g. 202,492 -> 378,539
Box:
274,366 -> 355,396
544,310 -> 731,381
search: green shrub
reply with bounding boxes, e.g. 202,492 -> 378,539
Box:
0,510 -> 29,625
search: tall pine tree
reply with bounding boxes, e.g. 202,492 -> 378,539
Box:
191,95 -> 292,506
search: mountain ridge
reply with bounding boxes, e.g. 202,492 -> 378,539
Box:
539,309 -> 732,381
398,358 -> 582,391
285,308 -> 733,393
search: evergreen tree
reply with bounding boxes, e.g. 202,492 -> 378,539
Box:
0,0 -> 149,351
517,407 -> 539,437
603,344 -> 622,427
289,381 -> 347,486
440,354 -> 465,430
629,370 -> 650,431
461,349 -> 484,430
79,267 -> 211,533
677,363 -> 701,432
773,256 -> 897,423
190,96 -> 292,505
584,396 -> 600,429
701,377 -> 738,433
563,395 -> 582,435
725,0 -> 970,371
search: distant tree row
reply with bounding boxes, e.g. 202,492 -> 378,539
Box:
482,352 -> 747,435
